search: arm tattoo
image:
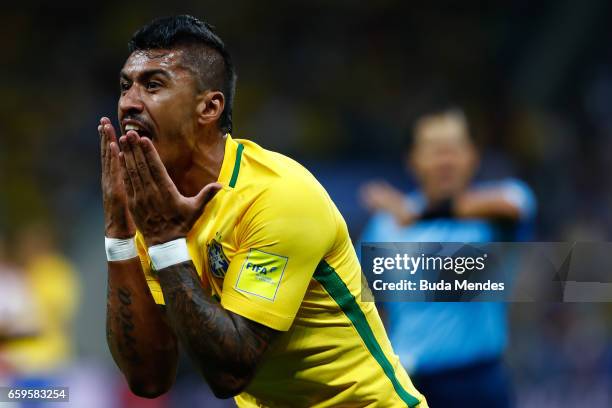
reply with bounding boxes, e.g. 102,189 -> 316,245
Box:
107,280 -> 142,364
156,261 -> 276,389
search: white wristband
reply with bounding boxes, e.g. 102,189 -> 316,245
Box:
148,238 -> 191,271
105,236 -> 138,261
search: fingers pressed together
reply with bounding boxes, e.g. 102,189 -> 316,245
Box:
118,131 -> 177,205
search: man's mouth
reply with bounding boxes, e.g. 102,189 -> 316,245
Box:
123,122 -> 153,139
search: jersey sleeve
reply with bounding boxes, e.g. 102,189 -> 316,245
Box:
220,180 -> 337,331
498,179 -> 537,221
135,232 -> 165,305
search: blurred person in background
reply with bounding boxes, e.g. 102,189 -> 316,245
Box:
0,223 -> 79,398
0,232 -> 40,379
360,101 -> 536,408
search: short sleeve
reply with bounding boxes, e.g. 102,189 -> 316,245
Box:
135,232 -> 165,305
220,180 -> 337,331
498,179 -> 537,221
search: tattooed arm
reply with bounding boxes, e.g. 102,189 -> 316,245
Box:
106,257 -> 179,398
156,261 -> 277,398
99,118 -> 178,398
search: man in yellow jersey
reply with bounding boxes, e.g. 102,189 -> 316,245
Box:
101,15 -> 426,407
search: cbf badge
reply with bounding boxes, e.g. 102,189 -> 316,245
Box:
207,239 -> 230,278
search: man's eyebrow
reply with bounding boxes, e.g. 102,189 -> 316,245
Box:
119,69 -> 172,81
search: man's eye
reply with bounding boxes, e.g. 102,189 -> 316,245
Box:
120,82 -> 130,92
146,81 -> 161,90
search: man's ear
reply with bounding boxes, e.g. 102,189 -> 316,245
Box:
196,90 -> 225,127
467,144 -> 480,174
405,149 -> 416,174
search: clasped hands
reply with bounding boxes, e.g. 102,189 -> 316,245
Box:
98,117 -> 221,246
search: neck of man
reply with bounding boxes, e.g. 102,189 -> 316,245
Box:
423,184 -> 464,205
170,127 -> 227,197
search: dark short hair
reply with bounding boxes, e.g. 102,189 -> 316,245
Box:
404,98 -> 470,151
128,15 -> 237,133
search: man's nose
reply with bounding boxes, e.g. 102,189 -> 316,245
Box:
119,85 -> 144,114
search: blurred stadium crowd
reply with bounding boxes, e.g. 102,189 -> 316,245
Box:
1,1 -> 611,407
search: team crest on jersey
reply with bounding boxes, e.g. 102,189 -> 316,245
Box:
207,239 -> 229,278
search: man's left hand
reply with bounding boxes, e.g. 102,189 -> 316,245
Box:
118,131 -> 222,246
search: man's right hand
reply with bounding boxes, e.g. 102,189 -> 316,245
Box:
99,117 -> 136,238
360,181 -> 418,226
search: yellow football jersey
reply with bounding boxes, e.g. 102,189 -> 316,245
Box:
136,135 -> 427,407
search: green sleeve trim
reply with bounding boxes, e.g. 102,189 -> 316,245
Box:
229,143 -> 245,188
314,260 -> 421,408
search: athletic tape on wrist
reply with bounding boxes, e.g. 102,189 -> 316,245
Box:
148,238 -> 191,270
105,236 -> 137,261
